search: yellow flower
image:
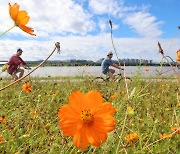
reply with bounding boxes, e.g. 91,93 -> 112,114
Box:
9,3 -> 36,36
159,84 -> 164,88
33,115 -> 39,119
30,111 -> 35,115
127,107 -> 135,116
111,92 -> 118,99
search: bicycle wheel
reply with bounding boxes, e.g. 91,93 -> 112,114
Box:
124,76 -> 132,82
115,76 -> 132,82
92,77 -> 106,82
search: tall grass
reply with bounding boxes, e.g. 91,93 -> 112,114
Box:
0,76 -> 179,153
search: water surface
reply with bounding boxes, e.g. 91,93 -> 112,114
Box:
1,66 -> 178,77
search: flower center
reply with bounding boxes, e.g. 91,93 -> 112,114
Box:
81,109 -> 93,123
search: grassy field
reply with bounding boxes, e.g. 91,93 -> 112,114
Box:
0,76 -> 179,153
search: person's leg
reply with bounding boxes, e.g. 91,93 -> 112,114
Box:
16,68 -> 24,79
109,69 -> 115,74
107,69 -> 115,80
11,71 -> 18,81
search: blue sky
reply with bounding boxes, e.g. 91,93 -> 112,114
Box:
0,0 -> 180,62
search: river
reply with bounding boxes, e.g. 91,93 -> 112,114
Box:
1,66 -> 179,77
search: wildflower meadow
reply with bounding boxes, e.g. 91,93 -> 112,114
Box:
0,2 -> 180,154
0,76 -> 180,153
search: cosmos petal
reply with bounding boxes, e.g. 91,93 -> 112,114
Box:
91,126 -> 107,142
86,126 -> 101,146
9,3 -> 19,21
18,24 -> 36,36
16,11 -> 29,25
94,102 -> 116,116
73,125 -> 89,150
85,90 -> 102,111
58,104 -> 79,119
69,91 -> 86,114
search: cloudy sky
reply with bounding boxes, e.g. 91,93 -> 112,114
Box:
0,0 -> 180,62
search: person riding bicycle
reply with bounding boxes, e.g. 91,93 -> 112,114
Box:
101,51 -> 123,80
7,48 -> 31,81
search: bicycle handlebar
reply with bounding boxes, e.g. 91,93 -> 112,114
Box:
25,67 -> 32,70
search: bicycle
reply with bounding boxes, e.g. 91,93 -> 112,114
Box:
93,73 -> 132,82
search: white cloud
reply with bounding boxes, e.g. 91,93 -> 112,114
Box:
0,35 -> 179,63
0,0 -> 163,38
0,0 -> 95,37
0,0 -> 175,63
123,12 -> 163,38
98,19 -> 107,32
89,0 -> 163,38
89,0 -> 122,16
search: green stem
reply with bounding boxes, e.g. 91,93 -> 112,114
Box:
0,24 -> 16,37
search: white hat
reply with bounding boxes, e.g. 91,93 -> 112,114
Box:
107,51 -> 113,56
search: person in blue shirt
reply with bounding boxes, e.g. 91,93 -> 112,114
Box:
101,51 -> 123,80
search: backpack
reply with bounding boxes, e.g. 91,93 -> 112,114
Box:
1,64 -> 9,72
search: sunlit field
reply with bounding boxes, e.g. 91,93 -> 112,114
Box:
0,75 -> 179,153
1,1 -> 180,153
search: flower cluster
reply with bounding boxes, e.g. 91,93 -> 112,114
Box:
125,132 -> 139,144
159,133 -> 172,139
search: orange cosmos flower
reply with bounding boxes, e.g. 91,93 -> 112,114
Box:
0,116 -> 8,123
171,127 -> 180,134
177,49 -> 180,62
22,82 -> 32,93
58,90 -> 116,150
9,3 -> 36,36
159,133 -> 173,139
159,84 -> 165,88
125,132 -> 139,144
0,136 -> 3,142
